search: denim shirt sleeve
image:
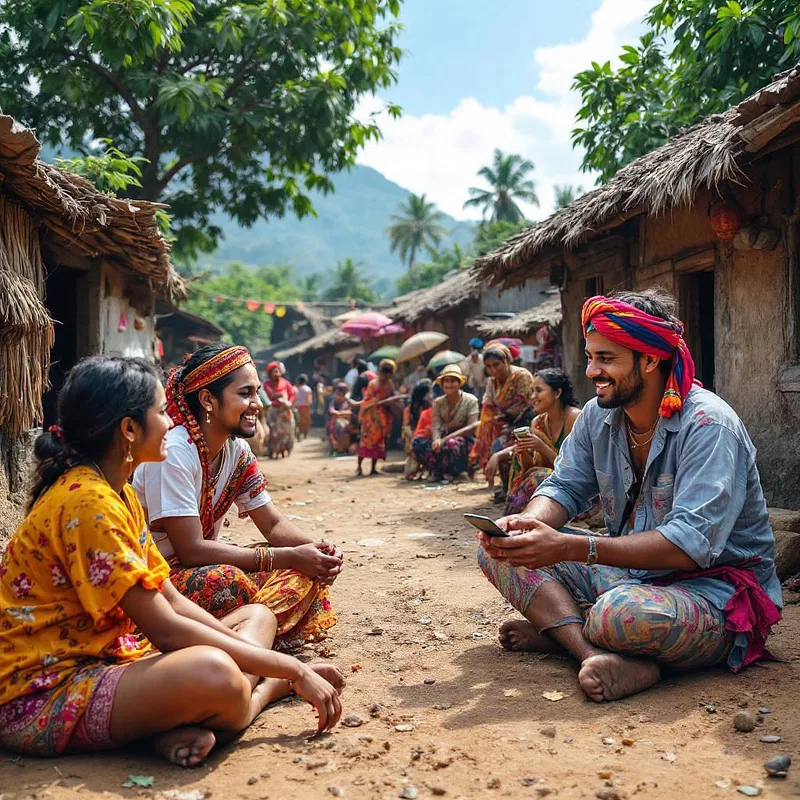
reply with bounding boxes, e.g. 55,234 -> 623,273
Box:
656,422 -> 747,568
534,410 -> 599,519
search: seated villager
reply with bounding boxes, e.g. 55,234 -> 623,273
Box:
471,342 -> 536,501
478,289 -> 781,702
133,344 -> 341,652
0,356 -> 343,764
405,379 -> 433,479
484,369 -> 581,515
415,365 -> 479,482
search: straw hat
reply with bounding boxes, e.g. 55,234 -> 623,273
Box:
435,363 -> 467,386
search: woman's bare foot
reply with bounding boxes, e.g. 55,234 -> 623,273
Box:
578,653 -> 660,702
355,467 -> 363,477
309,663 -> 347,694
154,726 -> 216,767
499,620 -> 562,653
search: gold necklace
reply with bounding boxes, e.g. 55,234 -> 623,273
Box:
626,417 -> 657,449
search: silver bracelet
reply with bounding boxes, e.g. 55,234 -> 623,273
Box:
585,535 -> 598,565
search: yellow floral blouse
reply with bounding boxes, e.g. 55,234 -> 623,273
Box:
0,466 -> 169,705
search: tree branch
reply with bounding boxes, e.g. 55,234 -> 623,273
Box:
153,153 -> 209,196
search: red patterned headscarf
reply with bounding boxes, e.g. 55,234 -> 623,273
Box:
581,296 -> 696,418
165,345 -> 254,536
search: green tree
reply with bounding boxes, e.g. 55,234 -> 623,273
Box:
386,193 -> 447,271
0,0 -> 403,259
300,273 -> 322,302
471,219 -> 531,258
183,262 -> 302,350
323,258 -> 376,304
554,184 -> 584,209
573,2 -> 800,182
395,244 -> 464,295
463,149 -> 539,223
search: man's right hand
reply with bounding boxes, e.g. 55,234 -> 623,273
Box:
292,666 -> 343,733
290,543 -> 342,581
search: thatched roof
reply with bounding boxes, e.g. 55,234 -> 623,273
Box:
475,63 -> 800,287
469,294 -> 562,338
0,114 -> 184,299
391,269 -> 483,323
274,327 -> 359,360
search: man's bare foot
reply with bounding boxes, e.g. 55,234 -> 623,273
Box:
578,653 -> 660,702
499,620 -> 562,653
154,726 -> 216,767
309,663 -> 347,694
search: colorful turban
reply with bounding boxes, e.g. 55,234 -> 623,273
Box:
483,341 -> 512,363
266,361 -> 282,375
165,345 -> 254,537
379,358 -> 397,373
581,296 -> 696,418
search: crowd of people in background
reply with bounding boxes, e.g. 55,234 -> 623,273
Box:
253,334 -> 572,507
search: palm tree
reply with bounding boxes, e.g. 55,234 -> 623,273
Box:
300,273 -> 321,301
463,149 -> 539,223
554,184 -> 584,209
323,258 -> 376,304
386,193 -> 447,271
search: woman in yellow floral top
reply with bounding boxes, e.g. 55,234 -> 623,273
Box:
0,357 -> 343,766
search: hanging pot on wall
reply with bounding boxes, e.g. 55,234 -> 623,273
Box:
710,200 -> 745,241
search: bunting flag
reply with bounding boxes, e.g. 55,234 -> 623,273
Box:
264,302 -> 276,314
276,306 -> 286,318
187,286 -> 340,314
246,300 -> 261,311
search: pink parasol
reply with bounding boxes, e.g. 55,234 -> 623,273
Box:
340,312 -> 404,338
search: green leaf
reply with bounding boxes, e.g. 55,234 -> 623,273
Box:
122,776 -> 154,789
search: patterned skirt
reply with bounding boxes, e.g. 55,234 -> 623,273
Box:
412,435 -> 473,478
0,661 -> 127,756
169,562 -> 336,651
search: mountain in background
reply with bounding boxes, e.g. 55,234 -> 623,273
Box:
201,165 -> 476,296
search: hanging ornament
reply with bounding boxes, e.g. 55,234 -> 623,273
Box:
264,302 -> 275,314
246,300 -> 260,312
276,306 -> 287,318
710,201 -> 744,241
214,296 -> 223,304
118,312 -> 129,333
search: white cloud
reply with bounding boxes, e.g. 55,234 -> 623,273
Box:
356,0 -> 650,221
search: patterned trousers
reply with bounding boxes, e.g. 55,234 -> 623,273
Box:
478,546 -> 730,670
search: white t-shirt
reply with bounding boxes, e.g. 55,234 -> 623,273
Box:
344,368 -> 358,390
132,425 -> 272,558
295,385 -> 313,407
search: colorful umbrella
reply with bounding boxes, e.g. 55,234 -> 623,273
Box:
370,345 -> 400,361
428,350 -> 466,370
396,331 -> 449,363
340,312 -> 404,338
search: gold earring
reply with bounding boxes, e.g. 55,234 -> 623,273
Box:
206,410 -> 211,424
125,443 -> 133,463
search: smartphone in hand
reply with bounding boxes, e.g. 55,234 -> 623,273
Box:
463,513 -> 510,537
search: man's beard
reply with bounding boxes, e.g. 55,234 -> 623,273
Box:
596,360 -> 645,409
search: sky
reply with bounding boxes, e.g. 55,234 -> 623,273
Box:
356,0 -> 652,221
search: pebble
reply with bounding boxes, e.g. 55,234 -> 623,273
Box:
247,777 -> 259,785
395,724 -> 415,732
399,788 -> 418,799
764,755 -> 791,777
622,738 -> 635,747
342,715 -> 364,728
366,628 -> 384,636
358,734 -> 374,743
487,778 -> 501,789
758,707 -> 772,715
424,676 -> 436,685
540,727 -> 556,739
736,787 -> 761,797
370,703 -> 383,716
760,735 -> 783,743
328,788 -> 345,798
705,704 -> 718,713
537,789 -> 552,797
595,790 -> 622,800
431,788 -> 447,797
733,711 -> 757,733
433,702 -> 452,710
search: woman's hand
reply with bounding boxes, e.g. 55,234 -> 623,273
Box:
289,543 -> 342,581
481,518 -> 571,570
515,432 -> 546,454
484,453 -> 501,482
432,438 -> 443,452
292,665 -> 344,733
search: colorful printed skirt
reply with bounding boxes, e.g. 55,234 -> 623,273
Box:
504,465 -> 554,515
0,661 -> 127,756
266,406 -> 295,456
412,435 -> 473,479
170,562 -> 336,651
297,406 -> 312,436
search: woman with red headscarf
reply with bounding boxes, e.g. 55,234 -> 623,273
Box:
264,361 -> 296,458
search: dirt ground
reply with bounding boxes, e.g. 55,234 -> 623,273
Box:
1,432 -> 799,800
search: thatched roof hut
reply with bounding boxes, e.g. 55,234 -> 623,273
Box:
390,269 -> 483,325
475,64 -> 800,288
469,294 -> 562,339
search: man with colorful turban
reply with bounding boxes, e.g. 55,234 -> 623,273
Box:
133,342 -> 342,651
478,288 -> 781,702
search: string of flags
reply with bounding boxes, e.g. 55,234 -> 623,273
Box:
188,286 -> 307,317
